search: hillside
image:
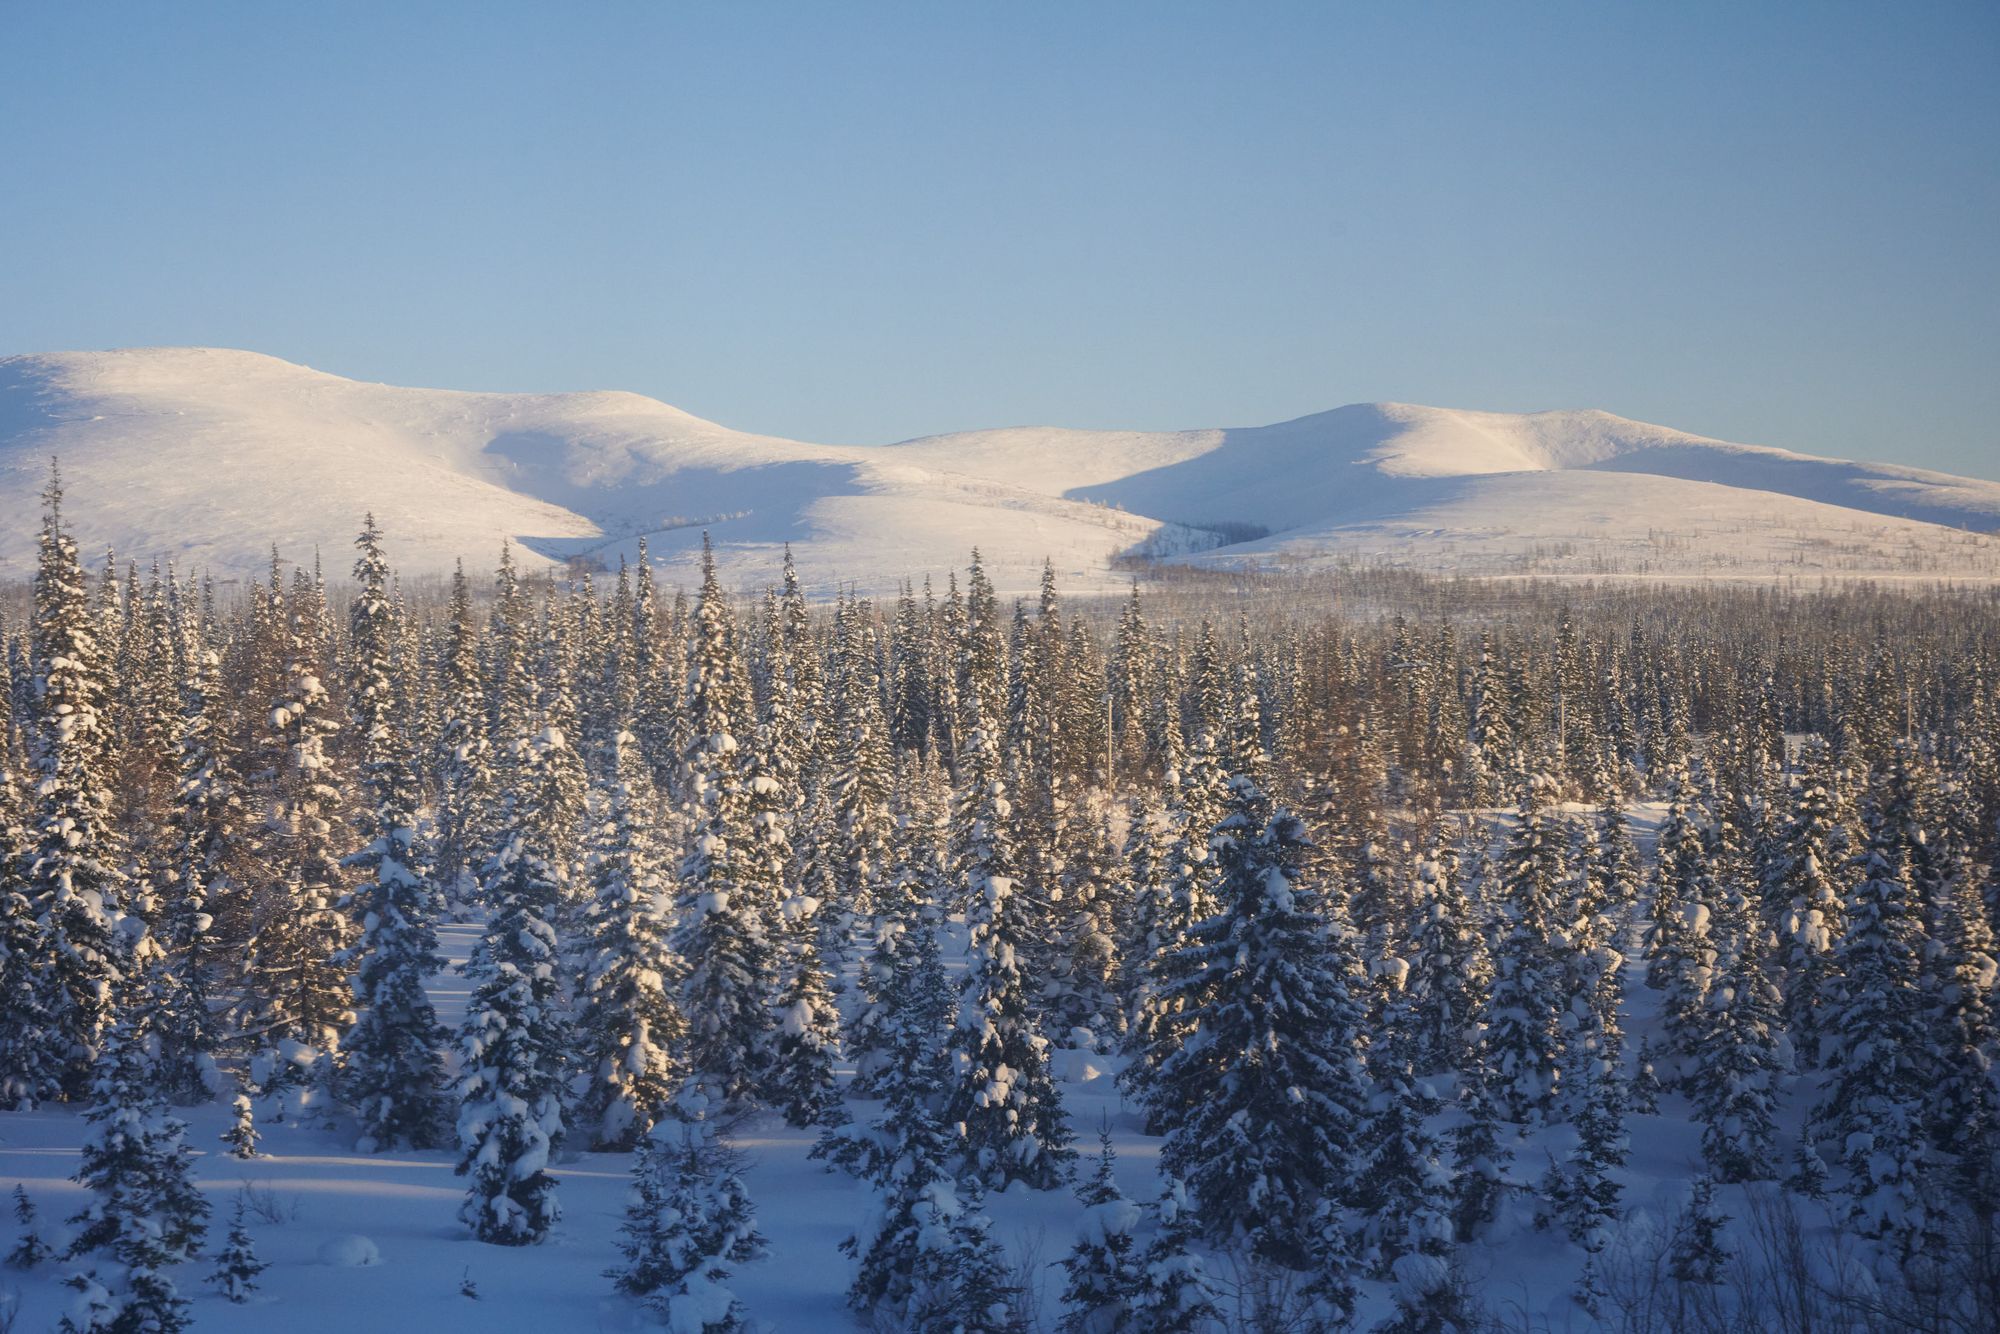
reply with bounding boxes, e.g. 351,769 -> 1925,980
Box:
2,347 -> 1996,590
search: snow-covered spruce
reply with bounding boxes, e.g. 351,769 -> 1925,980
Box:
60,1015 -> 210,1334
339,513 -> 450,1152
610,1128 -> 766,1333
454,725 -> 574,1246
573,726 -> 687,1150
1144,766 -> 1371,1269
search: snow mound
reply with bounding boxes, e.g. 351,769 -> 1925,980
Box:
317,1233 -> 382,1267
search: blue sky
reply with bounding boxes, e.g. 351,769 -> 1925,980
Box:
2,2 -> 1995,475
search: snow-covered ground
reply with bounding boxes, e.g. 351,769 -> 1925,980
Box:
3,347 -> 1998,594
1,802 -> 1894,1332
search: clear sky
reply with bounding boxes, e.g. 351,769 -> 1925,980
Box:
2,2 -> 1996,476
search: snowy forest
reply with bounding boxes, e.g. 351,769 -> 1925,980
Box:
2,469 -> 1998,1334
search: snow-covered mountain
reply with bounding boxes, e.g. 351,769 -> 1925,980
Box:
2,346 -> 1997,592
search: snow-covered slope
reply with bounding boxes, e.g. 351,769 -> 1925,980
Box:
2,347 -> 1996,590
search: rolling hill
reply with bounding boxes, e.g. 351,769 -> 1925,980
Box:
2,347 -> 1996,592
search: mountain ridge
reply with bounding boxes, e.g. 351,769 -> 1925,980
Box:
2,346 -> 1996,592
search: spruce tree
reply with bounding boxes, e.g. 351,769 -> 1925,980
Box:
574,728 -> 686,1150
1148,768 -> 1371,1267
23,467 -> 130,1098
945,687 -> 1073,1190
675,539 -> 775,1104
1058,1133 -> 1147,1334
454,726 -> 573,1245
1481,776 -> 1571,1122
208,1196 -> 266,1303
610,1132 -> 766,1332
62,1015 -> 210,1334
7,1185 -> 54,1270
1812,749 -> 1941,1253
340,515 -> 449,1151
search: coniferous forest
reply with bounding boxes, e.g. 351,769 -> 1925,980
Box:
4,472 -> 1999,1332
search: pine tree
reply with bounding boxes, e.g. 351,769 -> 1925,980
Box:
454,726 -> 573,1246
208,1196 -> 267,1303
573,728 -> 686,1150
1148,768 -> 1371,1267
340,515 -> 449,1151
62,1015 -> 210,1334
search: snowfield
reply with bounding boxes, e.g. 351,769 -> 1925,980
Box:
3,347 -> 1998,593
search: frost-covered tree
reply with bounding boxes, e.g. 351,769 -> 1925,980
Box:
61,1015 -> 210,1334
1058,1134 -> 1148,1334
8,1185 -> 55,1271
1148,768 -> 1372,1267
454,726 -> 574,1245
1404,839 -> 1489,1078
839,923 -> 1022,1331
1481,776 -> 1571,1122
432,560 -> 493,899
1666,1176 -> 1731,1285
1765,739 -> 1850,1063
610,1131 -> 766,1333
23,468 -> 130,1099
238,580 -> 355,1066
145,607 -> 234,1106
1812,750 -> 1940,1253
573,728 -> 686,1150
1690,880 -> 1783,1183
675,541 -> 775,1105
946,847 -> 1073,1190
339,515 -> 449,1151
208,1196 -> 266,1304
1643,767 -> 1715,1080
